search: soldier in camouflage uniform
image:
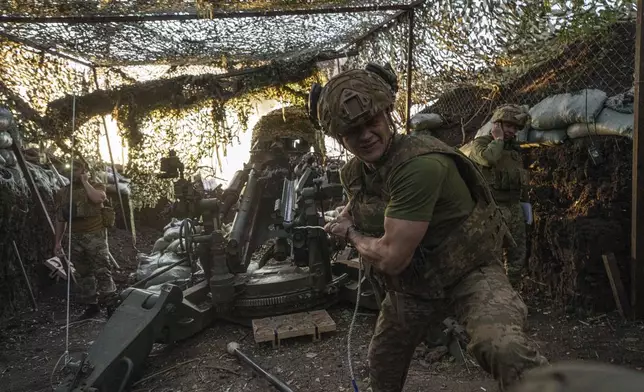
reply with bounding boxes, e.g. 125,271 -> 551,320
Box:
54,160 -> 117,320
467,105 -> 531,284
309,64 -> 547,391
511,360 -> 643,392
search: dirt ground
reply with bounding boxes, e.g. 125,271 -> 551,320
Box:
2,228 -> 644,392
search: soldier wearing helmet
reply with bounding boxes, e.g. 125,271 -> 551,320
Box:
309,65 -> 547,392
467,104 -> 532,285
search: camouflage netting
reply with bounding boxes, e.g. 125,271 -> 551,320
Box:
0,0 -> 640,316
250,106 -> 326,155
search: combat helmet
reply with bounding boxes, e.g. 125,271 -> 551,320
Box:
491,104 -> 531,129
308,63 -> 398,139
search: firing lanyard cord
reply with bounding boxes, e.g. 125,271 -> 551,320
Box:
51,93 -> 77,390
347,257 -> 362,392
292,224 -> 361,391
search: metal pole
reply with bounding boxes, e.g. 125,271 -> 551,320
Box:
0,4 -> 415,23
227,342 -> 294,392
91,68 -> 132,244
0,31 -> 93,68
12,240 -> 37,311
631,0 -> 644,318
405,9 -> 415,134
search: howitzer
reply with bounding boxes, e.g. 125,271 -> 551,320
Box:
54,147 -> 353,392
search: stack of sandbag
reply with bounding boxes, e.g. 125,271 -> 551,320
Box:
0,108 -> 17,167
567,87 -> 634,140
409,113 -> 445,134
135,218 -> 197,291
529,89 -> 607,144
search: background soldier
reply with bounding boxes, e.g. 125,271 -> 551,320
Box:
309,65 -> 547,392
54,159 -> 117,321
467,105 -> 532,284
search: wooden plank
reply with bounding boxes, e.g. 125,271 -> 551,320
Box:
602,253 -> 630,319
334,257 -> 361,270
252,309 -> 336,347
632,0 -> 644,319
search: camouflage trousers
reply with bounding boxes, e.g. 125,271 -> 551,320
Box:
368,264 -> 548,392
499,202 -> 527,281
511,361 -> 644,392
70,230 -> 117,306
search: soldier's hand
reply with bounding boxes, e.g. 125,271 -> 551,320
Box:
491,122 -> 504,140
325,215 -> 354,239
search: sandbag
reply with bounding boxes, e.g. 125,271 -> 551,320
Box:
475,120 -> 493,138
410,113 -> 444,131
0,149 -> 16,166
523,129 -> 568,146
0,108 -> 14,132
163,225 -> 182,242
135,252 -> 161,281
158,251 -> 187,268
163,218 -> 184,232
165,238 -> 186,254
0,132 -> 12,149
529,89 -> 607,130
567,107 -> 634,139
144,266 -> 192,289
152,238 -> 170,253
605,87 -> 634,114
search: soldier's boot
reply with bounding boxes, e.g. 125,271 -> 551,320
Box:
74,304 -> 100,322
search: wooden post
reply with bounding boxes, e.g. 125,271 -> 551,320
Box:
631,0 -> 644,318
602,253 -> 630,319
405,9 -> 415,133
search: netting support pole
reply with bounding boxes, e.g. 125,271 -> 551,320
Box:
91,68 -> 132,243
631,0 -> 644,319
405,9 -> 415,134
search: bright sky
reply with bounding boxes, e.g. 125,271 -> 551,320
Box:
97,99 -> 286,188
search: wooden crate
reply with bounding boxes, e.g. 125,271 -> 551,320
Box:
252,309 -> 336,347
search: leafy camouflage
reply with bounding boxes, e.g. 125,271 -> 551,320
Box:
469,135 -> 529,203
499,202 -> 527,283
491,104 -> 531,128
340,133 -> 509,298
369,264 -> 548,392
316,69 -> 395,138
511,361 -> 644,392
250,106 -> 324,154
70,230 -> 117,306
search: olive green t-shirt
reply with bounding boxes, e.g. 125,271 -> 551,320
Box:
384,154 -> 475,249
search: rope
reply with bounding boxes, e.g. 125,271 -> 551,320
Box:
347,256 -> 363,392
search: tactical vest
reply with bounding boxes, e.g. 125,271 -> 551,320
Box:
61,184 -> 103,221
340,133 -> 508,299
476,136 -> 528,203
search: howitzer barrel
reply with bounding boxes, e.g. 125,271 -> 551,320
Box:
221,168 -> 249,216
227,166 -> 258,266
278,179 -> 296,224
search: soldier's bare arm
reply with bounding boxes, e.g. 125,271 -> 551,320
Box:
345,155 -> 450,275
80,174 -> 107,203
347,217 -> 428,274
